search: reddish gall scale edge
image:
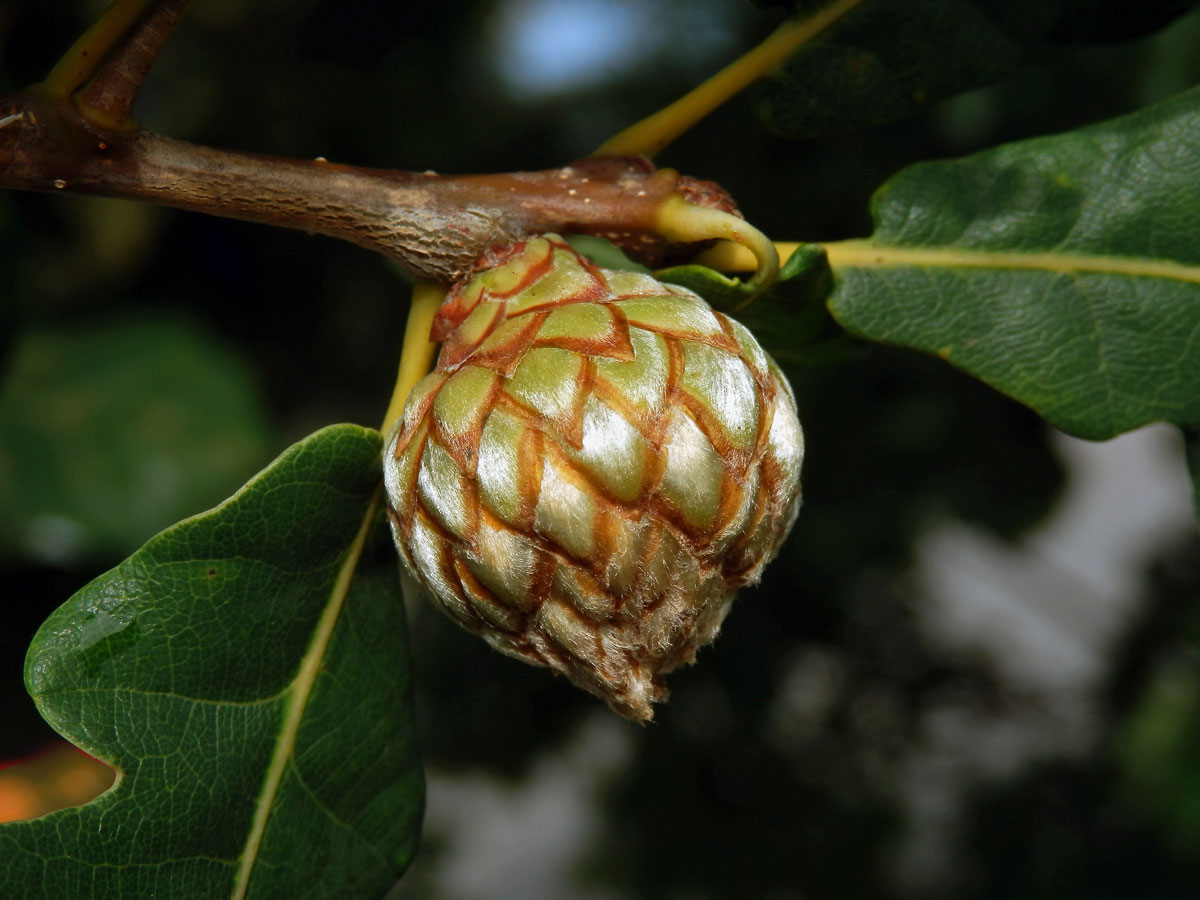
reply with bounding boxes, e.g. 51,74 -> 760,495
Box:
384,235 -> 803,721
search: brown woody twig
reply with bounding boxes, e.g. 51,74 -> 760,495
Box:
0,1 -> 734,284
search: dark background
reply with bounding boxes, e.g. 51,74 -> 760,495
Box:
3,2 -> 1200,897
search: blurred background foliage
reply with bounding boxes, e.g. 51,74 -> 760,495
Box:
2,1 -> 1199,897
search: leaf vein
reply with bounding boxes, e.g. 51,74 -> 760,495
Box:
824,241 -> 1200,284
229,487 -> 383,899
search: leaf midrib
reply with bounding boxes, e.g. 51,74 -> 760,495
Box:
230,487 -> 383,900
824,240 -> 1200,284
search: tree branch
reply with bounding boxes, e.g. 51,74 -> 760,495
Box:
0,87 -> 732,283
74,0 -> 191,132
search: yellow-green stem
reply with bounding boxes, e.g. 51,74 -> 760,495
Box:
594,0 -> 868,158
381,279 -> 445,437
694,240 -> 802,273
656,196 -> 779,297
42,0 -> 156,98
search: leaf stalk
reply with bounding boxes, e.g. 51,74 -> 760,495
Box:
382,281 -> 445,438
593,0 -> 869,158
43,0 -> 190,133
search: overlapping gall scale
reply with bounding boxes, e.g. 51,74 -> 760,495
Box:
384,234 -> 803,720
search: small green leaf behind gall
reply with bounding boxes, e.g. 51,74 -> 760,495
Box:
659,243 -> 862,367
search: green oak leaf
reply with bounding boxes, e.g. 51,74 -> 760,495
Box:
0,424 -> 423,900
756,0 -> 1199,138
826,84 -> 1200,440
0,318 -> 272,564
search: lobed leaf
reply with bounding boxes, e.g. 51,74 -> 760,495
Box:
826,84 -> 1200,440
0,424 -> 422,899
757,0 -> 1200,138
